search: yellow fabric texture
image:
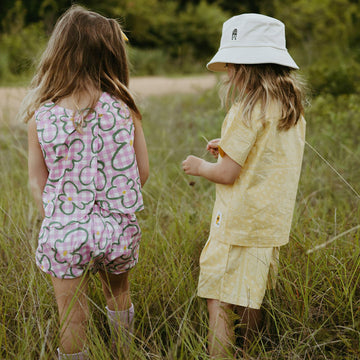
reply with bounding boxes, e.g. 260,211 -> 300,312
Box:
211,101 -> 306,247
198,237 -> 279,308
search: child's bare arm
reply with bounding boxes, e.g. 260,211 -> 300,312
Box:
182,153 -> 241,185
28,118 -> 48,217
133,116 -> 149,187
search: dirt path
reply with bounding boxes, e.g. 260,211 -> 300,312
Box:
0,75 -> 218,122
130,74 -> 217,97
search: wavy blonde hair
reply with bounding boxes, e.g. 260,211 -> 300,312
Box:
221,64 -> 305,131
20,5 -> 140,124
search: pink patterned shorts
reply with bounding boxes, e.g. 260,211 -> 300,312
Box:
36,205 -> 141,279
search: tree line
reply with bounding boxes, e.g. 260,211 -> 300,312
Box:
1,0 -> 360,95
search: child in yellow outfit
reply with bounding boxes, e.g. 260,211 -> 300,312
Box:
182,14 -> 306,358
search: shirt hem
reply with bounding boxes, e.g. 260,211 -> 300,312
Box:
213,231 -> 290,247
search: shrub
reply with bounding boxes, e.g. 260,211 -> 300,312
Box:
0,22 -> 46,84
306,59 -> 360,96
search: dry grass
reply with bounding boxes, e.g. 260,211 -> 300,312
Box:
1,87 -> 360,359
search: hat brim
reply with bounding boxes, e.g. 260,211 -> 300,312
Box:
207,46 -> 299,71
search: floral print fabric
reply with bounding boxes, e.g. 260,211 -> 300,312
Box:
36,205 -> 141,278
35,93 -> 143,278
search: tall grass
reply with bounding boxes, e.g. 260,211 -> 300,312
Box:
0,88 -> 359,359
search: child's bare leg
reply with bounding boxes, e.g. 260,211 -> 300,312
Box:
99,270 -> 134,347
207,299 -> 234,358
99,270 -> 131,311
51,275 -> 89,354
235,306 -> 263,348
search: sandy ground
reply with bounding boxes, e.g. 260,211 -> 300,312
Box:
131,74 -> 217,97
0,75 -> 218,123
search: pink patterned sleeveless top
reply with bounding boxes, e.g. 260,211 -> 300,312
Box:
36,92 -> 143,222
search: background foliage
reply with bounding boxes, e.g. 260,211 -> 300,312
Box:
1,0 -> 360,94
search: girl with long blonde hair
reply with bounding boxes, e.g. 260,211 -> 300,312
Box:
183,14 -> 306,358
23,5 -> 149,359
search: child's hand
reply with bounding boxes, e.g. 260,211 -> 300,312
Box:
182,155 -> 203,176
206,138 -> 221,158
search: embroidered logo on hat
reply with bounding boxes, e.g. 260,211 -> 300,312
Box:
232,29 -> 237,40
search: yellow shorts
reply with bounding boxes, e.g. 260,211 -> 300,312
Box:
197,236 -> 279,309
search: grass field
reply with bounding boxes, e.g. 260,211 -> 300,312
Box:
1,87 -> 360,359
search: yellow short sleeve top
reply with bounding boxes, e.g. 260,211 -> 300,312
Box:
210,101 -> 306,247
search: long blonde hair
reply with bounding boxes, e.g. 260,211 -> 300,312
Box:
221,64 -> 305,131
20,5 -> 141,124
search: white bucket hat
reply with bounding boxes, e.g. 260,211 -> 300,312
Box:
207,13 -> 299,72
